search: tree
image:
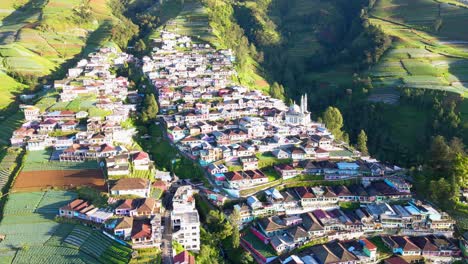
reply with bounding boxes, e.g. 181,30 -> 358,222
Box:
356,129 -> 369,155
322,106 -> 345,140
135,39 -> 147,53
196,244 -> 219,264
196,227 -> 220,264
240,251 -> 254,264
269,82 -> 286,101
429,178 -> 454,208
229,209 -> 241,248
453,154 -> 468,188
142,94 -> 158,122
74,0 -> 93,21
206,210 -> 233,241
429,135 -> 451,172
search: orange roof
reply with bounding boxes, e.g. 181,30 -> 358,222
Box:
360,238 -> 377,250
131,220 -> 152,239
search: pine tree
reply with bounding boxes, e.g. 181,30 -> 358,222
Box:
142,94 -> 158,122
357,129 -> 369,155
322,106 -> 345,140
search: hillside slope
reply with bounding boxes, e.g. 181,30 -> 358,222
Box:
0,0 -> 132,111
369,0 -> 468,97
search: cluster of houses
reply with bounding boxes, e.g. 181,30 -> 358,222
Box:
58,179 -> 200,251
11,48 -> 148,176
278,238 -> 379,264
143,31 -> 405,194
59,196 -> 162,249
233,180 -> 416,224
279,234 -> 463,264
239,197 -> 454,257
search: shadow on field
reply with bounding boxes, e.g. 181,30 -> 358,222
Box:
0,0 -> 48,44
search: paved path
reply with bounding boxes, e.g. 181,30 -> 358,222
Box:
161,209 -> 173,264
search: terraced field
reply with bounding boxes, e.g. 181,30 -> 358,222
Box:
0,147 -> 23,191
0,190 -> 131,263
0,0 -> 125,112
163,1 -> 216,45
63,225 -> 132,263
369,0 -> 468,98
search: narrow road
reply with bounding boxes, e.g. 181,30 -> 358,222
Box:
161,209 -> 173,264
161,186 -> 176,264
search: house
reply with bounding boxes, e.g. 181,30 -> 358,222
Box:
310,135 -> 333,149
224,170 -> 268,189
59,199 -> 91,218
152,180 -> 168,192
131,216 -> 161,248
133,151 -> 152,170
110,178 -> 151,198
290,148 -> 306,160
270,234 -> 295,254
115,198 -> 160,217
382,236 -> 421,256
23,105 -> 40,121
240,156 -> 259,171
384,256 -> 410,264
299,241 -> 358,264
114,216 -> 133,240
39,119 -> 58,132
258,216 -> 288,237
173,250 -> 196,264
272,149 -> 290,159
313,148 -> 329,161
172,211 -> 200,252
275,164 -> 300,180
61,120 -> 78,131
59,199 -> 113,224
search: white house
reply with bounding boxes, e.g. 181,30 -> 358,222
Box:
110,178 -> 151,198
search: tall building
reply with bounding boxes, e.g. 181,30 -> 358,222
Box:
171,185 -> 200,252
285,94 -> 311,126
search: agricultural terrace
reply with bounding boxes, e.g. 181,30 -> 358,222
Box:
0,147 -> 23,192
369,0 -> 468,98
13,150 -> 104,192
0,191 -> 131,264
0,0 -> 128,115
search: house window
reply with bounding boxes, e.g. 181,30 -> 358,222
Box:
192,226 -> 197,229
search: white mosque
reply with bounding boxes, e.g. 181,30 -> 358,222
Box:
285,94 -> 311,126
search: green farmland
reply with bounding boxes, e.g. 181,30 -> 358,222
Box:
0,190 -> 132,264
369,0 -> 468,98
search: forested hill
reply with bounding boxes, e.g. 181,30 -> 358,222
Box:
230,0 -> 468,167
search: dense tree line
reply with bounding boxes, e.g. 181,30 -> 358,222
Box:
413,135 -> 467,210
233,0 -> 391,101
108,0 -> 139,49
195,198 -> 254,264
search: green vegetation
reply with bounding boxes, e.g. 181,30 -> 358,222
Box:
0,191 -> 108,263
130,248 -> 161,264
322,106 -> 348,142
255,152 -> 291,168
63,225 -> 132,263
22,149 -> 99,172
76,186 -> 107,208
356,130 -> 369,155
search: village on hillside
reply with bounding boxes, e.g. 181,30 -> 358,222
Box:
141,31 -> 468,264
1,30 -> 466,264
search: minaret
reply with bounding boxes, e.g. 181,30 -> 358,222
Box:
301,95 -> 304,114
304,93 -> 308,113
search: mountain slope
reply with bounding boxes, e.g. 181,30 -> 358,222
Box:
0,0 -> 135,111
